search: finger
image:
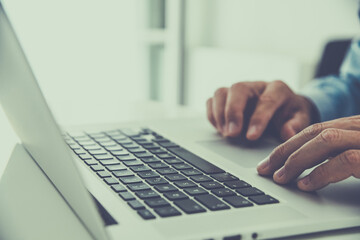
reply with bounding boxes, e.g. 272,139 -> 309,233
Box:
280,112 -> 311,141
206,98 -> 216,128
212,87 -> 228,134
223,82 -> 265,137
297,149 -> 360,191
258,117 -> 360,175
247,80 -> 291,141
257,121 -> 326,176
273,129 -> 360,184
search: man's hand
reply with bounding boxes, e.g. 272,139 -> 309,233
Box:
257,116 -> 360,191
206,80 -> 317,141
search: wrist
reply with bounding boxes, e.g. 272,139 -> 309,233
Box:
302,96 -> 321,124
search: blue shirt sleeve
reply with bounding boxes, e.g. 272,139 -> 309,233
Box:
300,39 -> 360,122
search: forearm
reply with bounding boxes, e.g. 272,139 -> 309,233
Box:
299,75 -> 360,122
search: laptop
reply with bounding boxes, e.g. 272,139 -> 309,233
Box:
1,2 -> 360,240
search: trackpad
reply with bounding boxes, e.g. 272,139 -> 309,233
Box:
198,137 -> 279,168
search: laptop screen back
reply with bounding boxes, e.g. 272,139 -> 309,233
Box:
0,2 -> 108,240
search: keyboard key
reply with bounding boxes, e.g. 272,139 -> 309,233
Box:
119,191 -> 135,201
106,164 -> 127,171
158,141 -> 179,148
94,154 -> 114,161
172,163 -> 192,170
79,154 -> 92,160
174,180 -> 197,188
74,149 -> 87,155
128,183 -> 151,191
156,168 -> 177,175
174,199 -> 206,214
128,148 -> 146,154
190,175 -> 212,183
121,129 -> 141,137
85,159 -> 98,165
149,149 -> 167,154
249,195 -> 279,205
236,187 -> 264,197
184,187 -> 208,196
128,200 -> 145,210
211,173 -> 239,182
137,209 -> 156,220
154,207 -> 181,218
99,141 -> 117,147
195,195 -> 230,211
165,174 -> 186,182
140,157 -> 161,164
211,188 -> 236,197
119,176 -> 142,184
156,153 -> 176,159
164,158 -> 183,164
83,145 -> 101,151
168,147 -> 225,174
138,171 -> 160,179
200,181 -> 223,190
155,184 -> 178,193
110,150 -> 129,156
181,169 -> 202,176
111,184 -> 127,192
145,198 -> 170,208
152,138 -> 169,143
134,153 -> 153,158
88,149 -> 107,155
148,162 -> 168,169
112,170 -> 134,178
224,180 -> 251,189
143,143 -> 160,149
130,165 -> 151,172
223,196 -> 253,208
104,177 -> 118,185
116,155 -> 136,161
99,159 -> 120,165
136,190 -> 160,199
97,171 -> 111,178
105,146 -> 123,151
90,165 -> 105,171
146,177 -> 168,185
123,160 -> 143,167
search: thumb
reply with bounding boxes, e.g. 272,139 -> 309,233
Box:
280,112 -> 310,141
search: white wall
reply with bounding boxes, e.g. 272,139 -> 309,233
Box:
4,0 -> 146,124
184,0 -> 360,109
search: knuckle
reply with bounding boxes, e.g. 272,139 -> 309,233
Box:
214,87 -> 228,98
258,94 -> 277,105
271,144 -> 287,162
341,150 -> 360,167
271,80 -> 288,90
230,82 -> 248,94
302,123 -> 324,139
318,128 -> 341,144
314,165 -> 329,179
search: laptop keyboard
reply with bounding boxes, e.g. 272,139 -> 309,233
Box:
64,128 -> 279,220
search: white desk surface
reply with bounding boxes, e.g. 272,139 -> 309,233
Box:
0,101 -> 360,240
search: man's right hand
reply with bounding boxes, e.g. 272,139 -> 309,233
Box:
206,80 -> 318,141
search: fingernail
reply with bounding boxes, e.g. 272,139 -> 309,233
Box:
299,176 -> 310,186
257,157 -> 269,171
247,125 -> 258,138
275,168 -> 285,180
227,122 -> 237,135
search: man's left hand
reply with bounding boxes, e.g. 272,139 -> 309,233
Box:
257,115 -> 360,191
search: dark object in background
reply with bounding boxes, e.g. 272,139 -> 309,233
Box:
314,39 -> 352,78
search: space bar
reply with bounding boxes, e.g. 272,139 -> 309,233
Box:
168,147 -> 225,174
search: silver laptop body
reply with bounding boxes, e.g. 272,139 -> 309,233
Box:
0,2 -> 360,240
